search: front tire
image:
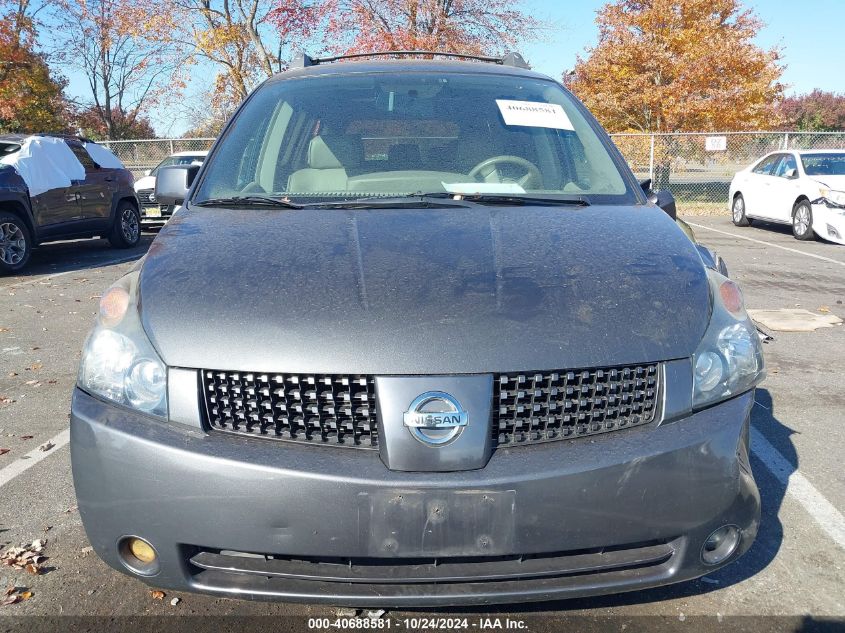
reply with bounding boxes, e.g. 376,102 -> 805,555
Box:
791,201 -> 815,241
732,194 -> 751,226
108,201 -> 141,249
0,213 -> 32,274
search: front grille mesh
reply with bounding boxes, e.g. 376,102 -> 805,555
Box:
202,371 -> 378,448
201,364 -> 660,450
493,364 -> 659,447
136,189 -> 155,205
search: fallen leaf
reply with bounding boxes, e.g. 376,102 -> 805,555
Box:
151,590 -> 166,600
0,327 -> 9,332
20,591 -> 32,601
24,563 -> 39,575
20,435 -> 33,440
0,594 -> 20,606
27,363 -> 42,371
7,372 -> 17,377
170,597 -> 180,606
0,397 -> 14,405
818,306 -> 831,313
25,380 -> 40,387
0,448 -> 9,456
38,442 -> 54,452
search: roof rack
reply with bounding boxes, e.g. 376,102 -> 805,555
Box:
290,50 -> 530,70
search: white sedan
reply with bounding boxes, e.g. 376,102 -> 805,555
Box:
729,150 -> 845,244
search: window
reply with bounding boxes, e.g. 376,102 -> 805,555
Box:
752,155 -> 781,176
773,154 -> 798,178
151,154 -> 206,177
65,140 -> 99,170
801,153 -> 845,176
195,72 -> 635,205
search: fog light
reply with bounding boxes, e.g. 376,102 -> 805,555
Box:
701,525 -> 741,565
118,536 -> 160,575
128,538 -> 156,563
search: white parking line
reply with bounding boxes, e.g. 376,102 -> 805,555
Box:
5,254 -> 142,289
751,425 -> 845,550
687,222 -> 845,267
0,429 -> 70,489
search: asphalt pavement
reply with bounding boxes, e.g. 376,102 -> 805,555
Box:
0,216 -> 843,630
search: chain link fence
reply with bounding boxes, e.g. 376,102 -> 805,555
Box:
611,131 -> 845,213
99,138 -> 215,178
104,132 -> 845,214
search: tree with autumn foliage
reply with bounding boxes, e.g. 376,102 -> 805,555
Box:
778,90 -> 845,132
313,0 -> 542,55
52,0 -> 182,139
565,0 -> 784,134
0,0 -> 69,133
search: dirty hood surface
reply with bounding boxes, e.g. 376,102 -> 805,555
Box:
140,204 -> 711,374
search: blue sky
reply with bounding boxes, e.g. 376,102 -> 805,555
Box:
57,0 -> 845,136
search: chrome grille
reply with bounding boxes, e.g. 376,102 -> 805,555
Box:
136,189 -> 155,205
202,371 -> 378,448
493,364 -> 659,446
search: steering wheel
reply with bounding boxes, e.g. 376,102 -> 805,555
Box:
468,155 -> 542,189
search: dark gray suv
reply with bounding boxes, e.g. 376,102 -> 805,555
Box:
70,52 -> 765,606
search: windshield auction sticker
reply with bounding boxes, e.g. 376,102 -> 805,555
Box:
496,99 -> 575,130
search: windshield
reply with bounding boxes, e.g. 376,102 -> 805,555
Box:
152,154 -> 205,176
194,72 -> 636,205
801,153 -> 845,177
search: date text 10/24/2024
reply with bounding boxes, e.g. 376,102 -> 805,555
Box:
308,617 -> 529,630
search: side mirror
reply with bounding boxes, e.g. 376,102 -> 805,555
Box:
784,168 -> 797,179
144,169 -> 151,177
640,179 -> 677,219
155,165 -> 200,206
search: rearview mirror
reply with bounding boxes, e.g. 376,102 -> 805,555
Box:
640,180 -> 677,220
155,165 -> 200,206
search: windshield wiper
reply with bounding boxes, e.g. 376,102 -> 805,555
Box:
436,193 -> 591,206
306,195 -> 473,209
193,195 -> 304,209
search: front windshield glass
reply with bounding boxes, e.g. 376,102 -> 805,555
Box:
194,72 -> 636,205
801,153 -> 845,177
152,154 -> 205,176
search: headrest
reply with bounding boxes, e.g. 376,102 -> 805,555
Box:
307,135 -> 361,169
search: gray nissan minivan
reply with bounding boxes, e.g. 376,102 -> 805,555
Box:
70,52 -> 764,606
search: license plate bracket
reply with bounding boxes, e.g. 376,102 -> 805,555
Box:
359,489 -> 516,557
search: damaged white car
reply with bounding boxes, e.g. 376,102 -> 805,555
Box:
729,150 -> 845,244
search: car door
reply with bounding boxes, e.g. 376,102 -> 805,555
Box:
65,140 -> 114,225
768,153 -> 801,222
744,154 -> 782,219
30,185 -> 82,227
26,140 -> 83,227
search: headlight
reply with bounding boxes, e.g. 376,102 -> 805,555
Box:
819,187 -> 845,208
692,272 -> 765,409
78,271 -> 167,418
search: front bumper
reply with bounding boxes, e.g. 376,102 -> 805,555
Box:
70,388 -> 760,606
810,203 -> 845,245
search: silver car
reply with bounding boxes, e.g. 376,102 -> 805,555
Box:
70,52 -> 765,606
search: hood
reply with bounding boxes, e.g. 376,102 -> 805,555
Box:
139,204 -> 711,374
134,175 -> 155,190
810,175 -> 845,192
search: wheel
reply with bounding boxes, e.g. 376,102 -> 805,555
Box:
791,200 -> 815,241
108,201 -> 141,248
731,194 -> 751,226
0,213 -> 32,274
